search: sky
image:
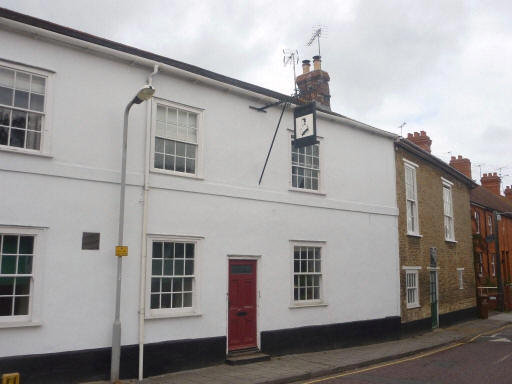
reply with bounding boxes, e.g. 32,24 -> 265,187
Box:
1,0 -> 511,191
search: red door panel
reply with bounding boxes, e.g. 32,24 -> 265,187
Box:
228,260 -> 257,351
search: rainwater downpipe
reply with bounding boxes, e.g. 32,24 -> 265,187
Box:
138,64 -> 159,382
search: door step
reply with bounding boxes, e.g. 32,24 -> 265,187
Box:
226,349 -> 271,365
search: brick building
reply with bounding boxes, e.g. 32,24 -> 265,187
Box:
396,132 -> 477,332
450,158 -> 512,311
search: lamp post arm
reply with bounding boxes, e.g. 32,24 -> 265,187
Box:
111,99 -> 135,383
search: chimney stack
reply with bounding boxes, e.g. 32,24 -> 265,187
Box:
504,186 -> 512,201
449,155 -> 471,179
295,56 -> 331,110
406,131 -> 432,153
481,172 -> 501,196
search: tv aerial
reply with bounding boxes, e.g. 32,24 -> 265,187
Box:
306,26 -> 327,56
283,49 -> 299,96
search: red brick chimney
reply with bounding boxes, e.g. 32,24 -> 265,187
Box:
296,56 -> 331,110
406,131 -> 432,153
505,186 -> 512,201
449,155 -> 471,179
481,172 -> 501,196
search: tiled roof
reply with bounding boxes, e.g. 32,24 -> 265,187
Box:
471,186 -> 512,217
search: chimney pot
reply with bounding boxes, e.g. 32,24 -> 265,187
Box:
313,55 -> 321,71
301,60 -> 311,74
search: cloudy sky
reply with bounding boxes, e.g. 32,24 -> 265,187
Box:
1,0 -> 511,190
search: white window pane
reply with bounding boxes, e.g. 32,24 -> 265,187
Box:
31,76 -> 46,93
178,110 -> 187,127
15,72 -> 30,91
167,107 -> 177,124
0,67 -> 14,88
156,105 -> 166,122
188,113 -> 197,128
165,123 -> 178,140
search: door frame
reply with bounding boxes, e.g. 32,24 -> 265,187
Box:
226,255 -> 261,354
428,267 -> 440,329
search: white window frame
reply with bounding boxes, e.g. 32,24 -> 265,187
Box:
150,98 -> 204,179
403,266 -> 421,309
457,268 -> 464,289
474,211 -> 480,235
0,59 -> 53,156
442,179 -> 455,241
478,253 -> 483,276
145,235 -> 201,318
0,226 -> 44,327
404,159 -> 420,236
487,215 -> 493,236
289,133 -> 324,195
491,254 -> 496,277
290,241 -> 326,308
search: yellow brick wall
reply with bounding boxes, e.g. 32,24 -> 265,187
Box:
396,147 -> 476,324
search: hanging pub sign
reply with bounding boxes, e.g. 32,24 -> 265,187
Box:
293,102 -> 318,148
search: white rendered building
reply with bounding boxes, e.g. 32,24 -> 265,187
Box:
0,8 -> 400,382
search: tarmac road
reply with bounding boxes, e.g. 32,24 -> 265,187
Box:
300,325 -> 512,384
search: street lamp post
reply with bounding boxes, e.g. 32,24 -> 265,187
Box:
111,85 -> 155,383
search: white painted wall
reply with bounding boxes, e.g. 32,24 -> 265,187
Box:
0,23 -> 399,358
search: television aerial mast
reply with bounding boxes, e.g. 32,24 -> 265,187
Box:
306,26 -> 327,57
283,49 -> 299,97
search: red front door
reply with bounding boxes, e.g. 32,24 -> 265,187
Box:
228,260 -> 257,351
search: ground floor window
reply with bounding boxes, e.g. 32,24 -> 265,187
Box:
293,245 -> 322,303
0,234 -> 34,318
457,268 -> 464,289
149,238 -> 196,314
491,254 -> 496,277
404,268 -> 420,308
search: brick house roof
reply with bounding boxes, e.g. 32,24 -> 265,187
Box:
471,186 -> 512,218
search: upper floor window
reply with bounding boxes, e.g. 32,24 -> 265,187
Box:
442,181 -> 455,241
487,215 -> 493,236
474,211 -> 480,234
0,65 -> 47,152
404,161 -> 419,235
291,141 -> 320,191
152,101 -> 201,176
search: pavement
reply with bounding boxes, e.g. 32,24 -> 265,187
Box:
88,312 -> 512,384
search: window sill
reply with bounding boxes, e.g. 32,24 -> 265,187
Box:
150,168 -> 203,180
289,302 -> 328,309
0,146 -> 52,158
445,239 -> 457,244
145,311 -> 202,320
288,188 -> 326,196
0,321 -> 42,329
406,304 -> 420,310
407,232 -> 423,238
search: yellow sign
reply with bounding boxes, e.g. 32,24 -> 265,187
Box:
2,373 -> 20,384
115,246 -> 128,257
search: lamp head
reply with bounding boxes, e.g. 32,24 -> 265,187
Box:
133,85 -> 155,104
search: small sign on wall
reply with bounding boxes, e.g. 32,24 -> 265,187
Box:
82,232 -> 100,250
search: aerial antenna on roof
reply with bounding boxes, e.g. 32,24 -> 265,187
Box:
283,49 -> 299,97
306,26 -> 327,57
398,122 -> 407,137
474,163 -> 485,179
